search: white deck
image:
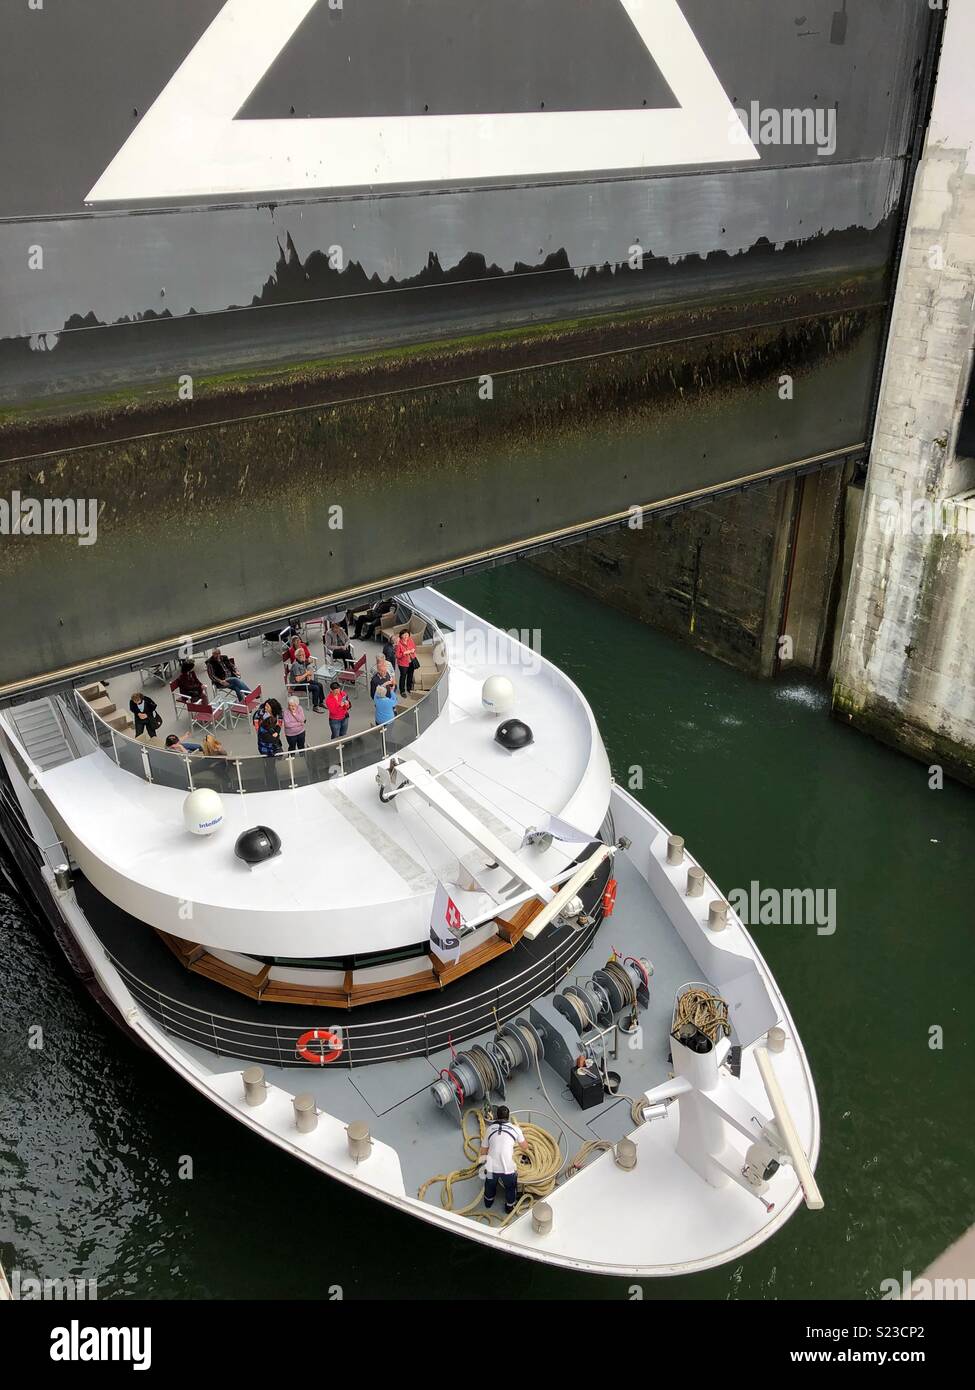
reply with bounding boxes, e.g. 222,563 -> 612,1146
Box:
12,591 -> 613,957
33,785 -> 820,1277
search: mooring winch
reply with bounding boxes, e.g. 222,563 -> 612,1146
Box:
553,956 -> 652,1034
430,1018 -> 546,1110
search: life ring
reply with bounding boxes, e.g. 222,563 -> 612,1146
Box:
296,1028 -> 343,1065
602,878 -> 618,918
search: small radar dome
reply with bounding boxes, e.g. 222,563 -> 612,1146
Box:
481,675 -> 515,717
182,788 -> 224,836
234,825 -> 282,865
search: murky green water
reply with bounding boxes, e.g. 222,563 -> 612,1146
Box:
2,563 -> 973,1299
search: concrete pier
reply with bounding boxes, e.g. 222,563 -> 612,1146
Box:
832,0 -> 975,786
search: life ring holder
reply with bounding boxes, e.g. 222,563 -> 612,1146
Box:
296,1028 -> 343,1065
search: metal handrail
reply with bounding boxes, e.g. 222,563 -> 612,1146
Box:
62,608 -> 449,795
104,919 -> 597,1068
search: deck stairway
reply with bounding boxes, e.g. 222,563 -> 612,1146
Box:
8,698 -> 76,771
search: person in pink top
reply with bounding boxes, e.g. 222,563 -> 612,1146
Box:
325,682 -> 351,740
395,628 -> 417,696
282,695 -> 306,751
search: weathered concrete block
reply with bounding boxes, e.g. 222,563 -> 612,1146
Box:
913,190 -> 953,229
946,232 -> 975,267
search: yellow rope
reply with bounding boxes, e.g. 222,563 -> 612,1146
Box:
418,1108 -> 563,1227
674,986 -> 730,1043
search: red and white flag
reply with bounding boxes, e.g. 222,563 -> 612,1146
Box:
429,882 -> 464,965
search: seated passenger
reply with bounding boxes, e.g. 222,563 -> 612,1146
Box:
206,649 -> 251,698
283,635 -> 312,668
325,622 -> 355,668
355,597 -> 396,641
289,654 -> 326,712
176,659 -> 206,703
165,733 -> 202,754
373,679 -> 398,727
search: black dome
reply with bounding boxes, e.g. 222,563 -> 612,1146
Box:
495,718 -> 534,751
234,825 -> 282,865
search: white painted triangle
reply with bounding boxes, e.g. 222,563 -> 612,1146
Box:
86,0 -> 758,203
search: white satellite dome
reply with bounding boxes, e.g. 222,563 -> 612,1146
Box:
481,674 -> 515,717
182,788 -> 224,836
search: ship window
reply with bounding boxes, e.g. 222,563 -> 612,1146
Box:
258,941 -> 428,970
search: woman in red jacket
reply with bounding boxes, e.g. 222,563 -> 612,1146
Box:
394,628 -> 417,697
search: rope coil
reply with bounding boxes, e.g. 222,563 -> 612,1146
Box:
673,985 -> 731,1043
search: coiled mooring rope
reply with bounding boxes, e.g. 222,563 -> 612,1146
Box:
673,986 -> 731,1043
418,1107 -> 563,1227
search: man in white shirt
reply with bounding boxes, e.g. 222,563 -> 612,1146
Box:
479,1105 -> 527,1215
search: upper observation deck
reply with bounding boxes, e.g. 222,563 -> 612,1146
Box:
0,590 -> 612,959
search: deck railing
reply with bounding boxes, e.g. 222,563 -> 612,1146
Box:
104,918 -> 599,1069
62,608 -> 449,794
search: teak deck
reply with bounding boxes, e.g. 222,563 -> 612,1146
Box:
155,897 -> 543,1010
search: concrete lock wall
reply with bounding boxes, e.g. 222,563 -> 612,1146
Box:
0,1 -> 940,694
533,460 -> 853,679
832,0 -> 975,786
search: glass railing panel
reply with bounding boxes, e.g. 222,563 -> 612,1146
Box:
92,713 -> 114,753
145,746 -> 192,791
114,733 -> 149,780
236,754 -> 286,793
339,724 -> 385,774
383,707 -> 418,755
189,756 -> 239,795
69,692 -> 95,741
416,685 -> 439,734
304,742 -> 343,784
288,749 -> 312,788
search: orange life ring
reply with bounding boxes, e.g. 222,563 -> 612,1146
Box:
602,878 -> 618,918
296,1028 -> 343,1065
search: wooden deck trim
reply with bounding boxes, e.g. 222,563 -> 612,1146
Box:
495,897 -> 544,944
154,920 -> 524,1010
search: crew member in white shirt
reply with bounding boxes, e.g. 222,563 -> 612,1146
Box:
479,1105 -> 527,1215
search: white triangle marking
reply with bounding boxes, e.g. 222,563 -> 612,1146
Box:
86,0 -> 758,203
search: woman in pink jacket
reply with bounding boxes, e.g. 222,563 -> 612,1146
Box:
282,695 -> 306,751
394,628 -> 417,696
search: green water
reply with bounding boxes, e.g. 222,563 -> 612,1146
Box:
2,563 -> 973,1299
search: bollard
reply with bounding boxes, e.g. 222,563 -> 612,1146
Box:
666,835 -> 685,866
242,1066 -> 267,1107
708,900 -> 729,931
294,1092 -> 318,1133
531,1201 -> 553,1235
53,864 -> 73,892
614,1137 -> 638,1170
686,865 -> 705,897
347,1121 -> 372,1162
767,1026 -> 787,1054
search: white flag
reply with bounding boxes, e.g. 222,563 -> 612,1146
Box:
429,881 -> 464,966
542,813 -> 594,846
